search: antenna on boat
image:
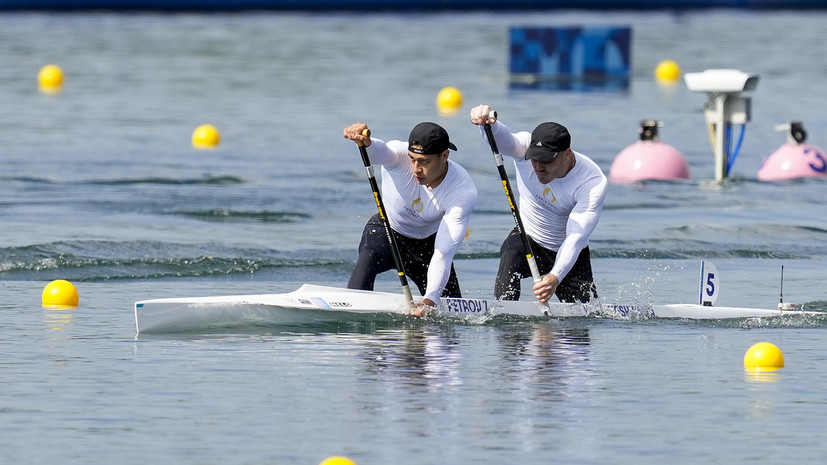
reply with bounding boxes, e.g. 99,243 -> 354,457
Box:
778,265 -> 796,311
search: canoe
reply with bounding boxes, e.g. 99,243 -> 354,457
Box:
134,284 -> 592,333
134,283 -> 821,333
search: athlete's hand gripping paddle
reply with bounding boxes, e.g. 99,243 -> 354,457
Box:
482,111 -> 550,315
353,127 -> 415,309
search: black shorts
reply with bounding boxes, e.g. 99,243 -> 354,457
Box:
347,214 -> 461,298
494,227 -> 597,303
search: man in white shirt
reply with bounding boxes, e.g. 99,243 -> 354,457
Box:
470,105 -> 607,303
343,121 -> 478,311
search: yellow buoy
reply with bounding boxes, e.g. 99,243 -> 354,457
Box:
319,457 -> 357,465
42,279 -> 79,308
38,64 -> 64,92
436,86 -> 463,114
192,124 -> 221,148
655,60 -> 681,83
744,342 -> 785,369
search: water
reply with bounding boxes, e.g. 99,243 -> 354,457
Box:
2,9 -> 827,465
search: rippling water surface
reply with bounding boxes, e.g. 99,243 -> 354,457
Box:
2,10 -> 827,465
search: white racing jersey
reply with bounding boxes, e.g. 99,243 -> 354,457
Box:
481,121 -> 607,282
366,139 -> 477,304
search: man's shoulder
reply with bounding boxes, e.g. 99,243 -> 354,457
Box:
445,158 -> 471,176
572,150 -> 598,165
385,139 -> 408,153
573,151 -> 606,177
444,160 -> 478,196
449,158 -> 476,177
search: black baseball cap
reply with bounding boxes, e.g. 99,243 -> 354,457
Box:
525,122 -> 571,163
408,122 -> 457,155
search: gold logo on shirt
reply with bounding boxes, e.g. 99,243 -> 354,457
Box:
412,197 -> 423,212
543,187 -> 556,202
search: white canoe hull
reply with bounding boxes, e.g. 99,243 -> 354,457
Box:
651,303 -> 818,319
134,284 -> 595,333
134,284 -> 822,333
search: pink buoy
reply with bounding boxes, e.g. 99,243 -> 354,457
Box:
758,122 -> 827,181
757,143 -> 827,181
609,120 -> 691,183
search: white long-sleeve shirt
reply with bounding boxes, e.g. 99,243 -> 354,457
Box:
366,138 -> 478,304
481,121 -> 607,282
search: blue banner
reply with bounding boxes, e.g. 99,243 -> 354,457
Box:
510,26 -> 632,91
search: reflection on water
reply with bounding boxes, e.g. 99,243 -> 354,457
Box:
361,324 -> 591,391
359,323 -> 595,422
495,323 -> 593,434
744,367 -> 781,384
495,324 -> 595,453
43,307 -> 74,333
362,327 -> 463,391
356,323 -> 596,451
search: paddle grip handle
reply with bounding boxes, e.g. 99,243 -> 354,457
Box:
356,128 -> 371,147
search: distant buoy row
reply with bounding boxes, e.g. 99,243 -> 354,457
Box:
35,63 -> 459,148
35,62 -> 825,179
36,64 -> 223,149
36,63 -> 465,120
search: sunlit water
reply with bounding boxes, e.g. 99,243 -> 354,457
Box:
1,10 -> 826,464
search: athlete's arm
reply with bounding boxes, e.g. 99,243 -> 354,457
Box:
550,174 -> 607,281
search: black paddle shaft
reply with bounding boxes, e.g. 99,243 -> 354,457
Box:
356,130 -> 414,305
483,122 -> 548,315
483,123 -> 539,265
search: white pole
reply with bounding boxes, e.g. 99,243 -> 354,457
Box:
711,94 -> 728,182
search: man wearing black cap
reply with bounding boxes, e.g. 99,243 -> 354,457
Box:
343,121 -> 478,312
469,105 -> 607,303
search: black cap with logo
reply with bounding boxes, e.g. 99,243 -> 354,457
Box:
408,122 -> 458,155
525,122 -> 571,163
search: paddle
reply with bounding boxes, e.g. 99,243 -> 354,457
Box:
482,111 -> 550,314
353,127 -> 415,308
